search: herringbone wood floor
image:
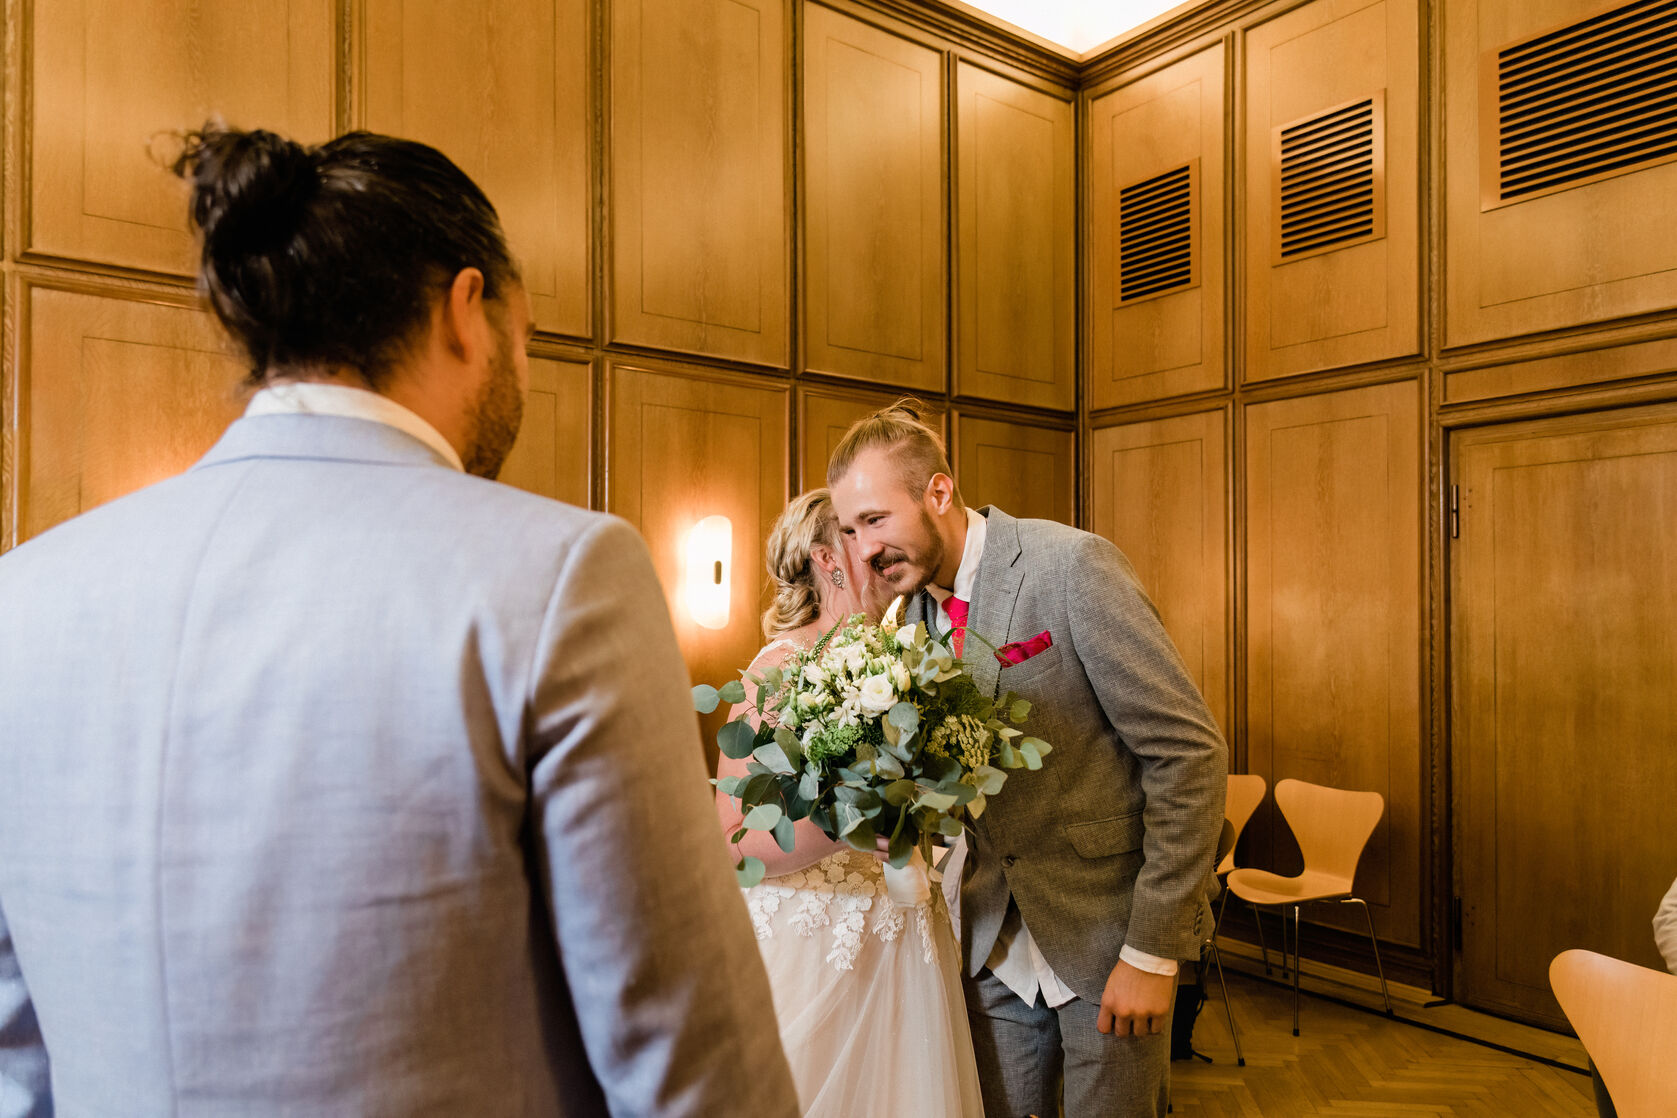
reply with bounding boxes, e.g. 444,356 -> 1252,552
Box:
1169,971 -> 1598,1117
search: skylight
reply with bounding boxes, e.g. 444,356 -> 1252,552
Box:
940,0 -> 1195,55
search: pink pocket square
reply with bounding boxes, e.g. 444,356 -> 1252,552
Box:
995,630 -> 1053,667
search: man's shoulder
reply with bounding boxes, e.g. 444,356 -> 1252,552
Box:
998,511 -> 1108,558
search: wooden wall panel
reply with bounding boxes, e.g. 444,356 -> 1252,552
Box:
607,364 -> 788,747
797,384 -> 945,494
1244,0 -> 1419,381
1444,0 -> 1677,349
955,63 -> 1074,410
1245,380 -> 1421,945
1087,45 -> 1225,409
1089,410 -> 1229,734
803,5 -> 943,390
14,285 -> 245,545
953,414 -> 1073,525
1453,405 -> 1677,1027
29,0 -> 335,276
496,356 -> 590,507
610,0 -> 788,366
360,0 -> 591,338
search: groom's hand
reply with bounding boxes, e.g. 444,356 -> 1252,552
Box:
1097,959 -> 1176,1037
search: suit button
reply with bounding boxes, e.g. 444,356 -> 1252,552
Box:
1002,855 -> 1017,868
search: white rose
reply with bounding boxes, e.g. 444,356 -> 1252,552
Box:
891,661 -> 910,692
843,644 -> 867,674
802,663 -> 827,687
858,674 -> 897,716
898,622 -> 921,648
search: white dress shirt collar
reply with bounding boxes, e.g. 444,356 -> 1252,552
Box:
244,382 -> 464,472
926,506 -> 987,605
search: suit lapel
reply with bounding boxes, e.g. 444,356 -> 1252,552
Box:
969,507 -> 1024,700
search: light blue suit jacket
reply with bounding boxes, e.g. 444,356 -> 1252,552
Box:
0,415 -> 798,1117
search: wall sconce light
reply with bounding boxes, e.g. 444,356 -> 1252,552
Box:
684,515 -> 732,630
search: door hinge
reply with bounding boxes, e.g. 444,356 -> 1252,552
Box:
1448,484 -> 1460,539
1452,896 -> 1464,948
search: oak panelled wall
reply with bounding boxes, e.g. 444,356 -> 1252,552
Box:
360,0 -> 591,339
1088,411 -> 1229,738
803,5 -> 944,390
1086,45 -> 1225,409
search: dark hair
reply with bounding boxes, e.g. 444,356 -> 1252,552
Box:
172,125 -> 519,387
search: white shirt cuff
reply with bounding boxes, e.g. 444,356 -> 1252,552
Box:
1119,944 -> 1179,976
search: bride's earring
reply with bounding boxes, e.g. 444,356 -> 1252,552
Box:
830,569 -> 846,589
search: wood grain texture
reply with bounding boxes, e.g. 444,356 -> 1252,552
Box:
607,363 -> 788,748
16,284 -> 245,544
360,0 -> 590,338
28,0 -> 335,275
1244,380 -> 1421,948
797,383 -> 946,493
1452,404 -> 1677,1028
1444,0 -> 1677,347
952,413 -> 1073,526
1087,45 -> 1225,409
1243,0 -> 1419,381
802,4 -> 943,389
1089,409 -> 1229,735
497,356 -> 590,508
610,0 -> 788,366
955,62 -> 1073,410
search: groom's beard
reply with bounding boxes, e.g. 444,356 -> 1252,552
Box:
872,508 -> 945,595
462,325 -> 525,480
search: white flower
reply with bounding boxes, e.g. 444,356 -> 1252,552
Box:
843,644 -> 867,675
898,622 -> 921,648
802,663 -> 827,687
858,674 -> 897,716
891,661 -> 910,692
798,690 -> 823,711
882,595 -> 904,632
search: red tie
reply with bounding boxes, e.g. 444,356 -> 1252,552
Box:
945,596 -> 969,658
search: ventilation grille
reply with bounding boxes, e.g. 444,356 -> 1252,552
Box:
1274,95 -> 1384,261
1118,162 -> 1197,302
1490,0 -> 1677,205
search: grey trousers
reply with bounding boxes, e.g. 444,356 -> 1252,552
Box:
963,966 -> 1172,1118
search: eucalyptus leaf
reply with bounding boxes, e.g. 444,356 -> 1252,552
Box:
692,685 -> 721,714
870,750 -> 904,780
1020,743 -> 1043,771
718,679 -> 747,705
914,791 -> 958,812
743,803 -> 784,831
887,827 -> 914,867
938,814 -> 966,836
1010,698 -> 1032,723
763,666 -> 784,692
716,774 -> 746,796
887,702 -> 920,734
772,814 -> 796,853
882,779 -> 917,806
836,801 -> 864,837
736,856 -> 766,889
717,720 -> 756,760
971,764 -> 1006,795
798,769 -> 821,801
741,772 -> 775,805
842,817 -> 877,851
1022,735 -> 1052,758
751,741 -> 796,775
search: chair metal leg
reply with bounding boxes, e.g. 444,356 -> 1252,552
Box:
1291,903 -> 1302,1037
1207,941 -> 1244,1066
1350,897 -> 1393,1016
1252,900 -> 1273,976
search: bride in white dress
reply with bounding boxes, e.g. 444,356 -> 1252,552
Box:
714,488 -> 984,1117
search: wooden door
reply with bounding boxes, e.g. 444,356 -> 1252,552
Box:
952,414 -> 1074,526
496,356 -> 591,508
1453,404 -> 1677,1028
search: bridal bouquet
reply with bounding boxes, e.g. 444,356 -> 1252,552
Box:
694,598 -> 1051,888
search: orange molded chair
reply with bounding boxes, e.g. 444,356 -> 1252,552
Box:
1224,778 -> 1392,1036
1550,949 -> 1677,1118
1219,774 -> 1267,877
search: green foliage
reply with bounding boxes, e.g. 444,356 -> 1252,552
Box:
692,685 -> 720,714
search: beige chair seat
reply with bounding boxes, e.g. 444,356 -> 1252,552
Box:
1225,867 -> 1351,907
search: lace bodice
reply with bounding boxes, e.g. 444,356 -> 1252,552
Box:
745,849 -> 942,972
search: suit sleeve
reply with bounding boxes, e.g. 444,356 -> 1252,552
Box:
525,516 -> 800,1117
0,896 -> 50,1118
1065,532 -> 1228,961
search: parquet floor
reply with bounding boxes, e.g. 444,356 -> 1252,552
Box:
1168,971 -> 1598,1117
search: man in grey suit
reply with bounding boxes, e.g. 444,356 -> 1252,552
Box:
829,403 -> 1227,1117
0,126 -> 799,1116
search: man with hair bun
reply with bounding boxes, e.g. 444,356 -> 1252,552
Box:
0,125 -> 798,1117
829,400 -> 1228,1118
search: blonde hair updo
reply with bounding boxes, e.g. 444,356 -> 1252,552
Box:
761,488 -> 840,639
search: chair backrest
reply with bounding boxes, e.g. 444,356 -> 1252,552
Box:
1220,773 -> 1268,874
1550,949 -> 1677,1118
1273,779 -> 1384,891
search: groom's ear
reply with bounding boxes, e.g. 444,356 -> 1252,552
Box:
924,472 -> 958,515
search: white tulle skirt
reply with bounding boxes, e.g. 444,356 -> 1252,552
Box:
743,848 -> 985,1117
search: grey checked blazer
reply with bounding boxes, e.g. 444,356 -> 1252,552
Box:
0,415 -> 799,1117
913,507 -> 1227,1002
